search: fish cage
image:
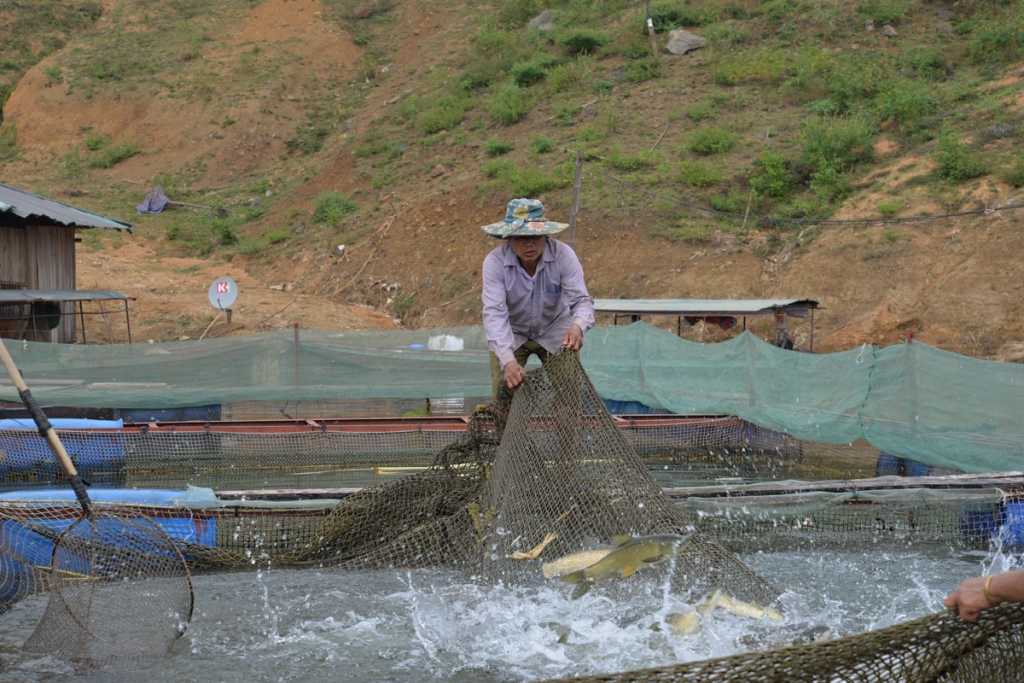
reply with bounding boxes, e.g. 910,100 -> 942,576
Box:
2,337 -> 1024,682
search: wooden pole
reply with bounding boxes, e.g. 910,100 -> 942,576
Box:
645,0 -> 659,57
294,322 -> 301,390
568,150 -> 583,249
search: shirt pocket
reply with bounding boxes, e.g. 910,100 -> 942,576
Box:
542,284 -> 565,320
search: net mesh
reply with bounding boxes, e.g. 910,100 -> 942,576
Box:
278,351 -> 780,606
15,510 -> 194,666
2,350 -> 1024,677
535,601 -> 1024,683
3,322 -> 1024,476
0,416 -> 951,492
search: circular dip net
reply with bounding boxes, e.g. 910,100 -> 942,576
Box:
21,512 -> 194,667
285,350 -> 780,608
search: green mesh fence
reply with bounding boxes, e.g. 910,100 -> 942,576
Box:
0,323 -> 1022,475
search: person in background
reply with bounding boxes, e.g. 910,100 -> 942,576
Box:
481,198 -> 595,398
945,569 -> 1024,621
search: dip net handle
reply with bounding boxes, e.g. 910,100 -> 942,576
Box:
0,337 -> 194,666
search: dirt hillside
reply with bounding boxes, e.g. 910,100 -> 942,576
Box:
3,0 -> 1024,357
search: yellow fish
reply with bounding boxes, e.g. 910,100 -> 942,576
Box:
559,534 -> 692,586
665,611 -> 703,636
541,545 -> 617,579
697,589 -> 783,622
510,532 -> 558,560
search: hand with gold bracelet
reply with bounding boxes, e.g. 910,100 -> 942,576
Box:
944,569 -> 1024,621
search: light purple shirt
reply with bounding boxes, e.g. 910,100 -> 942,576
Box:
481,238 -> 595,369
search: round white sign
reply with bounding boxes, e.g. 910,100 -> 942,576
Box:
208,277 -> 238,310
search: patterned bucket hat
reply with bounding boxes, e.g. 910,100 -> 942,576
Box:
480,198 -> 568,238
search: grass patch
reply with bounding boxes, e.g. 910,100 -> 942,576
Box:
935,130 -> 989,182
486,84 -> 532,125
313,191 -> 358,226
86,139 -> 142,169
687,128 -> 740,156
484,139 -> 515,156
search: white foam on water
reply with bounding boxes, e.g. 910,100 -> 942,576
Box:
0,544 -> 1019,683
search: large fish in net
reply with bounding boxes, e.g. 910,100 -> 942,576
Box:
291,351 -> 780,607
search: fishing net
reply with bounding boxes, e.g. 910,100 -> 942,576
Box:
287,351 -> 780,607
536,601 -> 1024,683
20,511 -> 194,666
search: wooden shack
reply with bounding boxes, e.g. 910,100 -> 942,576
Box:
0,183 -> 132,342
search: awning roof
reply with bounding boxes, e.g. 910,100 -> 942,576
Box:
594,299 -> 820,318
0,183 -> 133,231
0,290 -> 134,303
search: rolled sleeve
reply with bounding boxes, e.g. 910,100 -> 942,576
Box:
558,248 -> 595,338
481,251 -> 517,368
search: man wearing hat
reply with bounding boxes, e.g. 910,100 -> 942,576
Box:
481,198 -> 595,397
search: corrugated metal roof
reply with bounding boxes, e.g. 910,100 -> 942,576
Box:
594,299 -> 819,317
0,290 -> 133,303
0,183 -> 133,231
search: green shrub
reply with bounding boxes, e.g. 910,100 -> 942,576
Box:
605,151 -> 651,171
509,54 -> 560,87
313,191 -> 358,226
286,119 -> 335,155
460,60 -> 505,90
555,29 -> 610,56
618,36 -> 653,60
687,128 -> 740,155
805,99 -> 839,116
531,135 -> 557,153
266,230 -> 290,245
1000,154 -> 1024,188
708,188 -> 748,213
934,130 -> 989,182
87,139 -> 141,168
712,50 -> 787,85
624,57 -> 663,83
84,132 -> 108,151
902,46 -> 950,81
545,59 -> 591,93
648,2 -> 713,31
419,95 -> 473,134
42,64 -> 62,86
856,0 -> 911,26
876,199 -> 903,216
685,102 -> 717,121
486,159 -> 569,195
703,23 -> 750,46
486,84 -> 532,125
372,169 -> 396,189
484,139 -> 515,156
577,123 -> 605,142
968,14 -> 1024,65
165,217 -> 236,256
0,123 -> 16,161
759,0 -> 797,23
651,220 -> 714,243
749,151 -> 792,198
873,79 -> 939,127
677,160 -> 723,188
485,159 -> 514,179
800,116 -> 874,170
